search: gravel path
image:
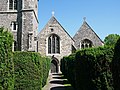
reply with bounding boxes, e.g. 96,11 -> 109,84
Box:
42,73 -> 74,90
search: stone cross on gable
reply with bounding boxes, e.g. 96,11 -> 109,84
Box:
83,17 -> 86,21
52,11 -> 55,16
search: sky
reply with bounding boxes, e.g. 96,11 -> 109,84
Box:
38,0 -> 120,40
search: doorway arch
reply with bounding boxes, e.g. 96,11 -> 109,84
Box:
51,56 -> 59,73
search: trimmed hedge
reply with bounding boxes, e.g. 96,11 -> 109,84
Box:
13,52 -> 50,90
0,27 -> 14,90
111,38 -> 120,90
60,53 -> 76,87
61,46 -> 114,90
75,47 -> 114,90
42,57 -> 50,87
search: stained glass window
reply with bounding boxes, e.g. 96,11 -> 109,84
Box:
48,34 -> 60,54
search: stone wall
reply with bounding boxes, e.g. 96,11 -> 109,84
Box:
73,21 -> 104,49
0,13 -> 18,41
21,0 -> 38,51
0,0 -> 8,11
38,16 -> 74,62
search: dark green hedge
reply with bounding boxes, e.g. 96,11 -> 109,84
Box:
75,47 -> 114,90
42,57 -> 50,87
60,53 -> 76,87
61,46 -> 114,90
111,38 -> 120,90
13,52 -> 50,90
0,27 -> 14,90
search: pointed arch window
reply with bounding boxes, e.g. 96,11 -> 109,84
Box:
9,0 -> 17,10
48,34 -> 60,54
81,39 -> 93,49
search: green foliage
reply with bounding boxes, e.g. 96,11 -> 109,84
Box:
104,34 -> 120,47
0,27 -> 14,90
75,46 -> 114,90
41,57 -> 50,87
60,53 -> 76,88
61,46 -> 114,90
111,38 -> 120,90
13,52 -> 50,90
0,27 -> 51,90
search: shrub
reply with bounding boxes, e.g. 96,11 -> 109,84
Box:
13,52 -> 50,90
104,34 -> 120,47
0,27 -> 14,90
60,53 -> 76,87
75,47 -> 114,90
111,38 -> 120,90
61,46 -> 114,90
42,57 -> 50,87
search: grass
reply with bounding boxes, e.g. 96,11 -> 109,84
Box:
64,80 -> 74,90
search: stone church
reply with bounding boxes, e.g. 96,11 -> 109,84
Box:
0,0 -> 103,73
37,16 -> 104,73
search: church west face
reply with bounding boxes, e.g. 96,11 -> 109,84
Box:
0,0 -> 103,73
37,16 -> 75,70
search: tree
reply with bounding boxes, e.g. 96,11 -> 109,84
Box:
111,38 -> 120,90
104,34 -> 120,47
0,27 -> 14,90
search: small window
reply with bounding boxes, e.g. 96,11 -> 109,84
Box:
11,21 -> 18,31
9,0 -> 17,10
35,5 -> 37,8
34,37 -> 37,41
28,33 -> 33,49
51,28 -> 54,32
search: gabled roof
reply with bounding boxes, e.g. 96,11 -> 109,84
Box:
74,20 -> 104,43
48,16 -> 58,24
38,16 -> 75,42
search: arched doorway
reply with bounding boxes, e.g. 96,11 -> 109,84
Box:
51,56 -> 59,73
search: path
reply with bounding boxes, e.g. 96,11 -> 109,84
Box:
42,73 -> 74,90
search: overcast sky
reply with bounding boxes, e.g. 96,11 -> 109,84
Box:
38,0 -> 120,40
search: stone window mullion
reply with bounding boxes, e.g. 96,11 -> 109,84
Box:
87,43 -> 89,48
13,0 -> 14,10
8,0 -> 9,10
51,36 -> 52,53
16,22 -> 18,31
55,36 -> 57,53
14,0 -> 17,10
52,35 -> 55,53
